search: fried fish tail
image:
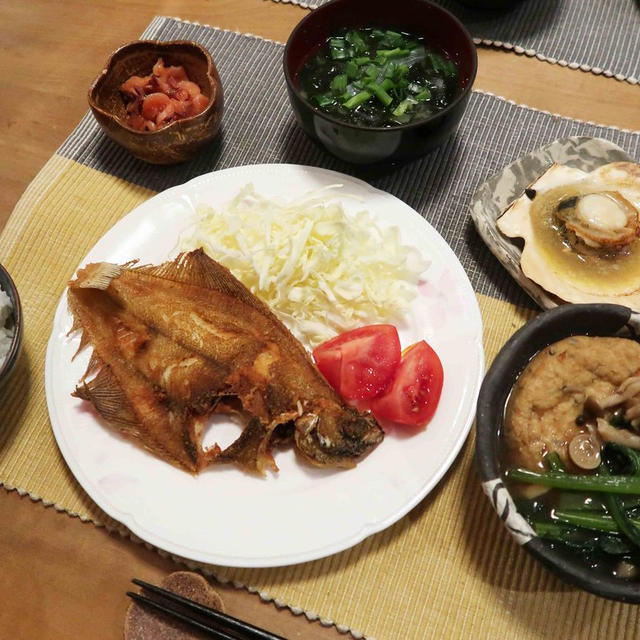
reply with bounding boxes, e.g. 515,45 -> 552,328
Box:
72,261 -> 124,290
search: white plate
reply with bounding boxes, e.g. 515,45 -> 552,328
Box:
45,164 -> 484,568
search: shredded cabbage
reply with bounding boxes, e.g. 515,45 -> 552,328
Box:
178,184 -> 429,347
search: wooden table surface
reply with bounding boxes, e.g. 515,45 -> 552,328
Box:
1,1 -> 639,638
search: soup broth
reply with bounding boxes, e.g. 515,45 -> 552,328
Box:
296,28 -> 461,128
502,335 -> 640,582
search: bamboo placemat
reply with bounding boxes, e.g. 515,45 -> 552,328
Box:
270,0 -> 640,84
2,16 -> 640,640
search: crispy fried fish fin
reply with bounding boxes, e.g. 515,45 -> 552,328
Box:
135,249 -> 273,314
80,349 -> 104,382
70,328 -> 94,361
72,365 -> 205,473
73,365 -> 140,433
67,314 -> 83,338
215,418 -> 278,476
71,262 -> 124,290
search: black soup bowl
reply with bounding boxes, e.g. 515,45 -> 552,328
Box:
283,0 -> 477,164
476,303 -> 640,602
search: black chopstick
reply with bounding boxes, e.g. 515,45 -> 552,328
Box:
129,578 -> 287,640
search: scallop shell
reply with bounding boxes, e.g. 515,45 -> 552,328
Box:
497,162 -> 640,308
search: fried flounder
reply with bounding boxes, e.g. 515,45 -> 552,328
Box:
68,250 -> 383,474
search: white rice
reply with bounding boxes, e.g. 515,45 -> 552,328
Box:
0,286 -> 14,367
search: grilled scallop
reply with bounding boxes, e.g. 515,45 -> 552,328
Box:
497,161 -> 640,307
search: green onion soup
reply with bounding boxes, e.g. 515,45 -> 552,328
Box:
296,28 -> 461,127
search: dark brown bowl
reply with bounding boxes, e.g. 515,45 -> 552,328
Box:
476,303 -> 640,602
88,40 -> 224,165
283,0 -> 477,165
0,263 -> 22,389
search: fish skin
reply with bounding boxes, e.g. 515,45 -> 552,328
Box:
69,250 -> 384,473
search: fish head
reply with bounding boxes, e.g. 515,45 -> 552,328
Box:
294,407 -> 384,468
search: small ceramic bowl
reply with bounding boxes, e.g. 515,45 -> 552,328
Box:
283,0 -> 477,165
476,303 -> 640,602
88,40 -> 224,165
0,263 -> 22,388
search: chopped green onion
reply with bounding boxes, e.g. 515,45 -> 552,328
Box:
364,64 -> 378,80
366,82 -> 393,107
381,30 -> 404,48
345,61 -> 359,79
428,53 -> 444,72
377,48 -> 410,59
343,91 -> 372,109
330,74 -> 348,94
392,98 -> 417,117
345,30 -> 367,53
313,94 -> 334,108
297,27 -> 460,127
442,59 -> 458,78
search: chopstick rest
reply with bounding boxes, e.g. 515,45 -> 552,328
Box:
125,571 -> 225,639
125,572 -> 287,640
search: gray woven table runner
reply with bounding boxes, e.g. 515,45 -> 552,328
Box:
59,16 -> 640,310
271,0 -> 640,83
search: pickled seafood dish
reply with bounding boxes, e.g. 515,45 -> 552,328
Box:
68,249 -> 384,475
120,57 -> 210,131
497,161 -> 640,308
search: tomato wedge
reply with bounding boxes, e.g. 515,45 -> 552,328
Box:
312,325 -> 401,399
369,340 -> 443,428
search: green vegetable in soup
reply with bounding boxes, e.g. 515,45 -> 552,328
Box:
296,27 -> 461,127
601,445 -> 640,549
508,444 -> 640,576
506,468 -> 640,494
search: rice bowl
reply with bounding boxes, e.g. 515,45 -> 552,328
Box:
0,286 -> 14,368
0,263 -> 22,387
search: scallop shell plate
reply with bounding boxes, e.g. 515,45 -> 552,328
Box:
470,136 -> 634,310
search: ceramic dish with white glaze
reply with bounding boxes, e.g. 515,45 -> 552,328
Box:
46,163 -> 484,568
470,136 -> 634,310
